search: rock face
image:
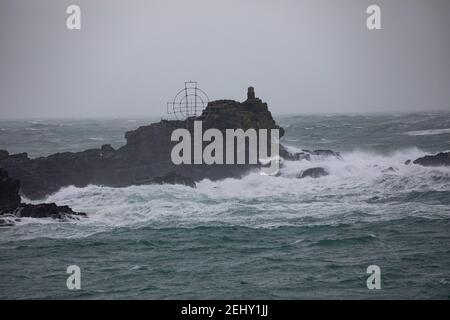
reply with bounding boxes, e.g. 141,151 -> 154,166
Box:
1,203 -> 85,220
0,88 -> 283,200
0,150 -> 9,161
413,152 -> 450,167
0,168 -> 85,223
297,167 -> 329,179
0,168 -> 21,208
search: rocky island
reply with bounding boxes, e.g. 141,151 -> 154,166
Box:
1,87 -> 447,210
0,88 -> 288,200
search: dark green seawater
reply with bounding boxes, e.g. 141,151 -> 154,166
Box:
1,112 -> 450,299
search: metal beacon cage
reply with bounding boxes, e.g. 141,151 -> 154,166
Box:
166,81 -> 214,121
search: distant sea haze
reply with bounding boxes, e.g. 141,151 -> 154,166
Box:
0,112 -> 449,299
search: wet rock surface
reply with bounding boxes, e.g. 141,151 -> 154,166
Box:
0,168 -> 85,225
0,203 -> 86,220
279,146 -> 341,162
297,167 -> 329,179
413,152 -> 450,167
0,168 -> 21,208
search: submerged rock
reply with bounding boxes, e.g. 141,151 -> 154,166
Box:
413,152 -> 450,167
310,149 -> 342,159
279,145 -> 311,161
132,172 -> 196,188
297,167 -> 329,179
280,146 -> 341,162
382,166 -> 397,173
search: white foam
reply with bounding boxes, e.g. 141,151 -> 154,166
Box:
404,128 -> 450,136
5,147 -> 450,240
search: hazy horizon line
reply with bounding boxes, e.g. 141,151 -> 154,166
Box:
1,108 -> 449,122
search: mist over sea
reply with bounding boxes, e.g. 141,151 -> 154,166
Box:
1,112 -> 450,299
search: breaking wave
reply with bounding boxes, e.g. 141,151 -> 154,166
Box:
2,114 -> 450,299
9,147 -> 448,240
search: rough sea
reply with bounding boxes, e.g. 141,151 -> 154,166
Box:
1,112 -> 450,299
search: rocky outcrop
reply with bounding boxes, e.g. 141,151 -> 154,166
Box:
297,167 -> 329,179
0,203 -> 85,220
0,168 -> 21,208
0,169 -> 85,224
413,152 -> 450,167
280,146 -> 341,161
0,88 -> 283,200
0,87 -> 343,200
279,145 -> 311,161
131,172 -> 196,188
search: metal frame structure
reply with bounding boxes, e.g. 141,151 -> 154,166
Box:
167,81 -> 211,120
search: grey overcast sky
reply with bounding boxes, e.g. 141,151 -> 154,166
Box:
0,0 -> 449,119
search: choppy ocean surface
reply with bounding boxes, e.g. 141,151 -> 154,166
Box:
1,112 -> 450,299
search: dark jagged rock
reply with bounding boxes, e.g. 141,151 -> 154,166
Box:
297,167 -> 329,179
382,166 -> 397,173
279,145 -> 311,161
0,168 -> 85,224
404,160 -> 411,165
290,152 -> 311,161
132,172 -> 196,188
0,168 -> 21,208
101,144 -> 115,154
413,152 -> 450,167
302,149 -> 342,159
279,146 -> 340,161
0,150 -> 9,161
0,87 -> 283,200
0,203 -> 86,220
